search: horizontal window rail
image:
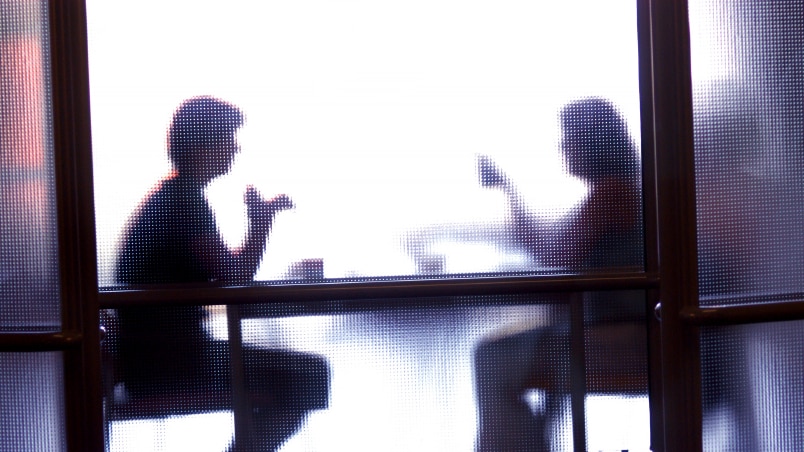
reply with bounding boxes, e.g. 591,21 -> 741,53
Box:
681,295 -> 804,326
0,330 -> 83,351
99,271 -> 659,310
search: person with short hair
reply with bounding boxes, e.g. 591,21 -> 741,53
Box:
114,96 -> 329,451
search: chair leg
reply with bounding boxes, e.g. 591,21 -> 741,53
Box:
540,392 -> 566,452
102,399 -> 110,452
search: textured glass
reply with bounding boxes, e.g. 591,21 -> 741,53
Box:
690,3 -> 804,450
0,352 -> 66,452
690,0 -> 804,302
87,0 -> 643,287
102,293 -> 648,452
0,0 -> 60,329
701,321 -> 804,451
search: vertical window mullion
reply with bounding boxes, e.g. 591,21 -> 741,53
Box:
48,0 -> 102,450
650,0 -> 703,450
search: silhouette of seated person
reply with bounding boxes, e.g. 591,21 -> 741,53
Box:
114,96 -> 329,451
473,97 -> 646,451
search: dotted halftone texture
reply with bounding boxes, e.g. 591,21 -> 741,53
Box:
235,295 -> 645,451
701,321 -> 804,451
692,2 -> 804,448
104,97 -> 644,286
0,0 -> 61,330
0,352 -> 66,452
692,0 -> 804,302
104,297 -> 603,450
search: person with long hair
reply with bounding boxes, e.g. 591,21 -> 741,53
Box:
474,97 -> 646,451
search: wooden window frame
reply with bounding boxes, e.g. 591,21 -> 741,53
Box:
9,0 -> 804,451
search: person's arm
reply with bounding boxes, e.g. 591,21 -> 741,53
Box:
478,155 -> 638,269
477,154 -> 554,264
194,186 -> 293,283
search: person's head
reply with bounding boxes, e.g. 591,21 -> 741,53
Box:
559,97 -> 638,183
167,96 -> 244,182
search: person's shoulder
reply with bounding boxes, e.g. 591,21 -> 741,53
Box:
587,177 -> 640,226
588,177 -> 639,206
138,178 -> 192,213
120,179 -> 178,234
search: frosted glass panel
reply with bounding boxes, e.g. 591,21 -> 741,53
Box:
0,0 -> 60,329
0,352 -> 66,452
102,293 -> 648,452
701,320 -> 804,451
690,0 -> 804,301
86,0 -> 643,287
691,2 -> 804,450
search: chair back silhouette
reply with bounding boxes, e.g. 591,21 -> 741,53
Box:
526,295 -> 648,450
99,308 -> 266,450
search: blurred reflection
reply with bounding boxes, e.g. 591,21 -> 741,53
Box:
694,82 -> 765,451
0,353 -> 65,451
691,1 -> 804,448
473,98 -> 646,451
0,2 -> 61,330
110,97 -> 329,451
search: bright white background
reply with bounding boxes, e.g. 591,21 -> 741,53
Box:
86,1 -> 647,451
87,0 -> 641,286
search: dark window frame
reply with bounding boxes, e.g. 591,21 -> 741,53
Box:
11,0 -> 804,450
